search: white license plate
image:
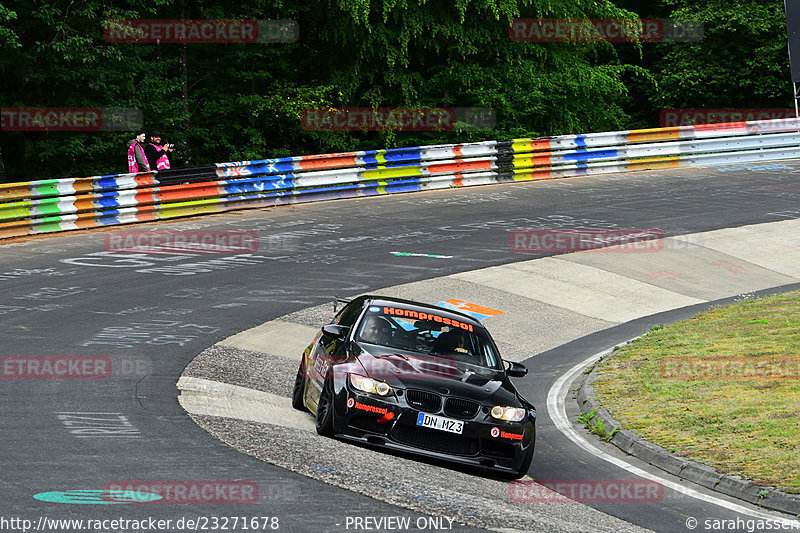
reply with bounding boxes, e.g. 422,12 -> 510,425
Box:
416,412 -> 463,434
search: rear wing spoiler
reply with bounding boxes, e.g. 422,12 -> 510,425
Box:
333,296 -> 352,313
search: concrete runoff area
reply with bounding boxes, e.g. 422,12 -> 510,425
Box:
178,217 -> 800,531
218,320 -> 318,358
566,239 -> 796,301
670,219 -> 800,279
451,257 -> 704,324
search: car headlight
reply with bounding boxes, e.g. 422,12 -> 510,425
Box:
491,406 -> 525,422
349,374 -> 392,396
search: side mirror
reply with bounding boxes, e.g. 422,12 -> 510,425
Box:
321,324 -> 349,340
506,361 -> 528,378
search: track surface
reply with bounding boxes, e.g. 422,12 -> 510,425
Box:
2,160 -> 800,532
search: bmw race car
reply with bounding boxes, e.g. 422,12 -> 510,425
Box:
291,295 -> 536,478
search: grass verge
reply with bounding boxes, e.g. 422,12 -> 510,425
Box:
592,291 -> 800,493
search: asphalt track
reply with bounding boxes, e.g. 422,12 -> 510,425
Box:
2,160 -> 800,532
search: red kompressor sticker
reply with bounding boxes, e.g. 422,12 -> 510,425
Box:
381,307 -> 474,332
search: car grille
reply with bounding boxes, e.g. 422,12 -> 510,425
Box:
393,425 -> 478,456
443,397 -> 480,419
405,389 -> 441,412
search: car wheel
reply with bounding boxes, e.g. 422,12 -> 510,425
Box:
513,445 -> 535,479
291,358 -> 308,412
315,375 -> 335,437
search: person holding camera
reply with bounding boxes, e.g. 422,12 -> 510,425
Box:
145,130 -> 175,170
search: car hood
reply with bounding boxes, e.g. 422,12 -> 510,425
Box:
352,351 -> 520,405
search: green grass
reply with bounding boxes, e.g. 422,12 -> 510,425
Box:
592,291 -> 800,493
577,408 -> 618,441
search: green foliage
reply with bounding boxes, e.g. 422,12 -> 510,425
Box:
578,408 -> 618,440
622,0 -> 791,125
0,5 -> 21,48
577,408 -> 598,425
0,0 -> 178,178
0,0 -> 794,181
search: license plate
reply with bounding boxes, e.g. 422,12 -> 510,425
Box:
416,412 -> 463,434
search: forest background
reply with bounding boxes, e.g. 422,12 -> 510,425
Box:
0,0 -> 791,182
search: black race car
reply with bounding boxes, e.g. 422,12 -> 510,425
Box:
291,295 -> 535,478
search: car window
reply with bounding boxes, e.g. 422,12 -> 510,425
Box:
333,296 -> 368,327
354,305 -> 501,369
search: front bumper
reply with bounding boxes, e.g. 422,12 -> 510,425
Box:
332,390 -> 535,474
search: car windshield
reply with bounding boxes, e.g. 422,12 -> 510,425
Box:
355,306 -> 501,369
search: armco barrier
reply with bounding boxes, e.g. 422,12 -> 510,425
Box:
2,118 -> 800,240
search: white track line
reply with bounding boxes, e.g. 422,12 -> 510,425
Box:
547,348 -> 800,525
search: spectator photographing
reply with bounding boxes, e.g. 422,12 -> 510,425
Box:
145,131 -> 174,170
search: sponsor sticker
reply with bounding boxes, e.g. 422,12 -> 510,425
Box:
499,430 -> 523,441
436,299 -> 503,322
380,306 -> 474,332
352,402 -> 389,415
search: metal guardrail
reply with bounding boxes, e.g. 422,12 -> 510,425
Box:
2,118 -> 799,239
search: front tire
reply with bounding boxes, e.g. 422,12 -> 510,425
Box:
315,375 -> 335,437
513,446 -> 535,479
511,424 -> 536,479
291,358 -> 308,412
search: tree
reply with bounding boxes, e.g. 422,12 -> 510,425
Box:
620,0 -> 792,125
0,0 -> 651,182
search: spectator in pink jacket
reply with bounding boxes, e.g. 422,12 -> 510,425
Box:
127,130 -> 151,173
145,130 -> 174,170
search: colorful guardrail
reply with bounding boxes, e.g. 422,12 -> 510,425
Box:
2,118 -> 800,239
